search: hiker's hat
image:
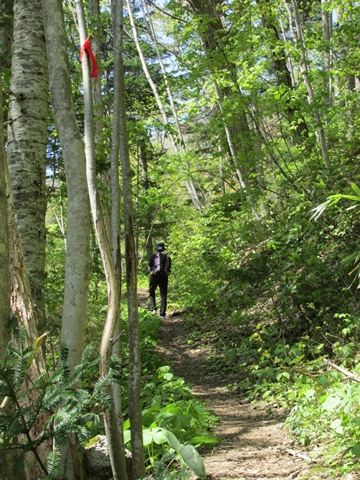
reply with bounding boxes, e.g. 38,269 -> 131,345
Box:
155,242 -> 165,251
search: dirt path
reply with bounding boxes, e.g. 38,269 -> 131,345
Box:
154,312 -> 311,480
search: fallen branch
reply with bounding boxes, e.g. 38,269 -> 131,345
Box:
286,448 -> 314,463
324,358 -> 360,383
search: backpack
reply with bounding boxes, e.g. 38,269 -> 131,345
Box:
153,252 -> 169,275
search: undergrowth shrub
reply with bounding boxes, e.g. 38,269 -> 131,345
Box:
118,307 -> 218,474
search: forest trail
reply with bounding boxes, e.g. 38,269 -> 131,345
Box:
156,314 -> 308,480
138,291 -> 314,480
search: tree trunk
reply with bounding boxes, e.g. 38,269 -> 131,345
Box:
0,6 -> 12,359
0,72 -> 14,480
286,0 -> 330,169
7,0 -> 49,336
119,2 -> 146,477
183,0 -> 257,189
75,1 -> 130,479
321,0 -> 332,105
110,0 -> 126,439
126,0 -> 202,210
141,0 -> 202,209
42,0 -> 91,477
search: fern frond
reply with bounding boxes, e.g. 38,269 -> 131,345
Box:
92,375 -> 112,396
45,447 -> 61,476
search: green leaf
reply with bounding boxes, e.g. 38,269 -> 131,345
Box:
152,428 -> 169,445
189,434 -> 218,445
123,429 -> 131,444
289,355 -> 304,365
351,183 -> 360,198
352,444 -> 360,458
330,418 -> 342,430
143,429 -> 154,447
322,394 -> 340,411
176,414 -> 193,428
158,366 -> 171,373
179,444 -> 206,479
161,429 -> 182,450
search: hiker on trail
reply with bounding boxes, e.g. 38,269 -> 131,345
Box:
148,242 -> 171,318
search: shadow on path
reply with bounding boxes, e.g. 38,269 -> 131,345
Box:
153,311 -> 308,480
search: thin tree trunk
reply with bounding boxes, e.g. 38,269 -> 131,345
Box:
110,0 -> 125,439
7,0 -> 48,336
212,80 -> 247,189
118,2 -> 146,477
42,0 -> 91,477
141,0 -> 202,209
126,0 -> 202,210
88,0 -> 112,241
139,138 -> 154,258
286,0 -> 330,169
75,1 -> 129,479
321,0 -> 332,105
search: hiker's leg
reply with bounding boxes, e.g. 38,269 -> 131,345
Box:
149,275 -> 158,311
159,276 -> 168,317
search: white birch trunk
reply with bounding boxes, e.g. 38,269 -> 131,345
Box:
7,0 -> 48,335
1,10 -> 50,478
42,0 -> 91,477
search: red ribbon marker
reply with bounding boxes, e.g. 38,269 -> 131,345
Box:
79,37 -> 98,78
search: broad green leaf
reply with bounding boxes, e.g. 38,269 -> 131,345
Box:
152,428 -> 169,444
176,414 -> 193,428
162,429 -> 181,450
158,366 -> 171,373
142,429 -> 154,446
179,444 -> 206,479
322,394 -> 340,411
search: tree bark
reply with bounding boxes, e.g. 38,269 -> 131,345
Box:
42,0 -> 91,477
110,0 -> 126,436
120,2 -> 146,478
182,0 -> 257,189
75,1 -> 130,479
7,0 -> 49,336
0,71 -> 13,480
286,0 -> 330,169
0,8 -> 11,360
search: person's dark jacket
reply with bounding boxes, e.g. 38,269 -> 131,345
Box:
148,252 -> 171,276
